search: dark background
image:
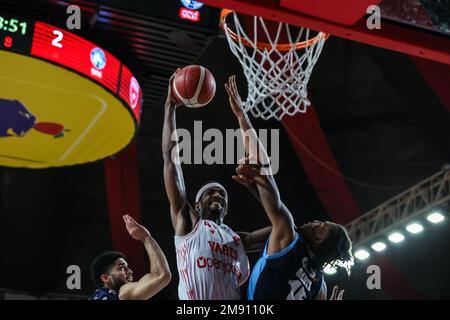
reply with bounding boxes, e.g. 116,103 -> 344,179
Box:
0,0 -> 449,299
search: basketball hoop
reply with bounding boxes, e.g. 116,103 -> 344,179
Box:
220,9 -> 329,120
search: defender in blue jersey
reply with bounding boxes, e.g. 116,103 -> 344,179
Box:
226,75 -> 353,300
89,214 -> 171,300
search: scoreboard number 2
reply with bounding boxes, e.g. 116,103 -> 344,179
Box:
52,30 -> 63,48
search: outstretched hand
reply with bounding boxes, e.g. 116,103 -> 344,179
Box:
225,75 -> 245,117
123,214 -> 151,242
232,158 -> 265,188
232,168 -> 255,188
166,68 -> 183,107
329,285 -> 345,300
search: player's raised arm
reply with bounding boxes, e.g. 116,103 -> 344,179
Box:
233,164 -> 294,253
226,75 -> 295,254
162,70 -> 194,236
225,76 -> 271,170
119,215 -> 171,300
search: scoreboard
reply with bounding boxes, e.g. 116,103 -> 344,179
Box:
0,12 -> 142,123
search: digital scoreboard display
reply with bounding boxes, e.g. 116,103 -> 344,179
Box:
31,22 -> 121,93
0,12 -> 142,123
0,13 -> 34,53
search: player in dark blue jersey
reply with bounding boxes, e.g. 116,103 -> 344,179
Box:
226,75 -> 353,300
89,214 -> 171,300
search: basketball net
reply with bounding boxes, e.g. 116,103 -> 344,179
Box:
221,10 -> 329,120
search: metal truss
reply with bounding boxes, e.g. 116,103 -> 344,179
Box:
345,165 -> 450,247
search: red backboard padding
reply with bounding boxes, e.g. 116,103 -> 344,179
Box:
280,0 -> 382,26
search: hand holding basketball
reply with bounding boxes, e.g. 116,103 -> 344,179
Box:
172,65 -> 216,108
225,75 -> 245,117
166,68 -> 182,107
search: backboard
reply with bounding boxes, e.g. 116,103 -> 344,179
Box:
201,0 -> 450,65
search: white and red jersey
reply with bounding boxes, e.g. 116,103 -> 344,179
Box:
175,219 -> 250,300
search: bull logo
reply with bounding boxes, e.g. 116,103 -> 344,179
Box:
0,98 -> 68,138
0,99 -> 36,137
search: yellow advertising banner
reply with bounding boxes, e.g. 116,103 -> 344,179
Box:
0,50 -> 137,168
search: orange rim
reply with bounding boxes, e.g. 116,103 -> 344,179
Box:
220,9 -> 330,52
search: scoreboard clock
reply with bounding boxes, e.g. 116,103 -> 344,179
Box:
0,15 -> 29,35
0,13 -> 34,53
0,12 -> 143,169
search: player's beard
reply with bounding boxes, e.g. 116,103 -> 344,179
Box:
201,199 -> 226,222
109,274 -> 127,291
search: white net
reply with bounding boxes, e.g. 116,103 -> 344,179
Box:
222,11 -> 328,120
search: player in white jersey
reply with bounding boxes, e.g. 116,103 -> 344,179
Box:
174,184 -> 249,300
162,70 -> 271,300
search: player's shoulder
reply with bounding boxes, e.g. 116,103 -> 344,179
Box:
218,222 -> 237,234
219,223 -> 244,244
199,219 -> 232,234
199,220 -> 241,241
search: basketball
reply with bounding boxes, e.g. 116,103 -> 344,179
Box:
172,65 -> 216,108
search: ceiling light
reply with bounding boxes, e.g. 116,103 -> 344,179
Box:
388,232 -> 405,243
406,223 -> 424,234
354,249 -> 370,260
324,265 -> 337,275
371,242 -> 387,252
427,212 -> 445,224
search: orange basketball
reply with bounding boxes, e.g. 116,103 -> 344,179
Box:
172,65 -> 216,108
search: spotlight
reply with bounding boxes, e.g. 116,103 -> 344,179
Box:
388,232 -> 405,243
354,249 -> 370,261
406,223 -> 424,234
427,212 -> 445,224
371,242 -> 387,252
324,265 -> 337,275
